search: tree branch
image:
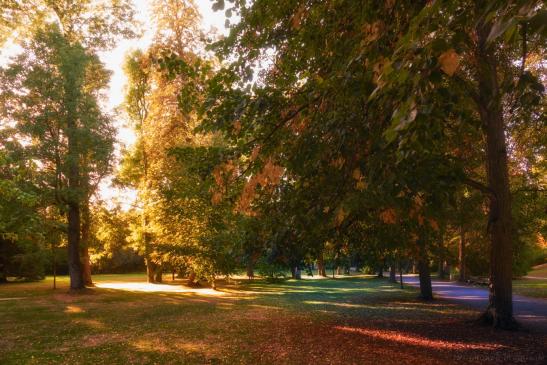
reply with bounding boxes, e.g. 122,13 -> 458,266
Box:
463,177 -> 493,196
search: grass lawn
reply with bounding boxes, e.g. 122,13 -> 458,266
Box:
513,264 -> 547,298
0,274 -> 545,365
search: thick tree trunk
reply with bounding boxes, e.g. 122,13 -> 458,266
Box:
187,272 -> 198,286
438,231 -> 445,279
81,201 -> 93,287
417,240 -> 433,300
143,211 -> 156,283
317,253 -> 327,277
246,259 -> 254,280
399,262 -> 404,289
67,202 -> 84,290
389,264 -> 396,283
81,247 -> 93,286
377,265 -> 384,278
146,257 -> 156,283
64,53 -> 84,291
0,261 -> 6,283
438,260 -> 445,280
458,225 -> 466,282
154,265 -> 163,283
476,20 -> 516,329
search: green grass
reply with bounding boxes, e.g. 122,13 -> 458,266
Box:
512,279 -> 547,298
0,274 -> 544,364
512,264 -> 547,298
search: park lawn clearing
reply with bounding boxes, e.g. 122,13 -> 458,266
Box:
513,278 -> 547,298
0,274 -> 545,365
513,264 -> 547,298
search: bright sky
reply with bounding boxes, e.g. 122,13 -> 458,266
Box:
100,0 -> 229,147
97,0 -> 230,207
0,0 -> 230,208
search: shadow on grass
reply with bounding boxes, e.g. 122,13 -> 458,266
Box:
1,275 -> 545,364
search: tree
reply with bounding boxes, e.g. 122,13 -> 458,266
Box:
375,0 -> 546,328
1,0 -> 136,289
119,0 -> 211,283
0,25 -> 117,289
196,0 -> 545,328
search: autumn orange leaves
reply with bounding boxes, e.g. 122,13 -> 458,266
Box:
378,194 -> 439,232
438,49 -> 461,77
210,156 -> 284,216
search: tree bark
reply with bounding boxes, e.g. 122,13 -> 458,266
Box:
154,265 -> 163,283
399,261 -> 404,289
0,261 -> 6,283
146,256 -> 156,283
64,52 -> 84,291
475,18 -> 516,329
317,253 -> 327,277
377,264 -> 384,278
81,200 -> 93,287
458,225 -> 466,282
417,240 -> 433,300
438,231 -> 445,279
246,260 -> 254,280
187,272 -> 198,286
389,263 -> 396,283
143,212 -> 156,283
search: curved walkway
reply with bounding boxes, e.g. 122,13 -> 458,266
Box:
402,275 -> 547,333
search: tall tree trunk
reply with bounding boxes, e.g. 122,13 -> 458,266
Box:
389,263 -> 396,283
154,265 -> 163,283
377,264 -> 384,278
246,259 -> 254,280
67,204 -> 83,289
458,225 -> 466,282
0,255 -> 6,283
438,230 -> 445,279
146,260 -> 156,283
437,260 -> 445,280
476,19 -> 516,329
81,200 -> 93,287
417,240 -> 433,300
187,272 -> 197,286
317,253 -> 327,277
143,214 -> 156,283
399,261 -> 404,289
64,53 -> 84,291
